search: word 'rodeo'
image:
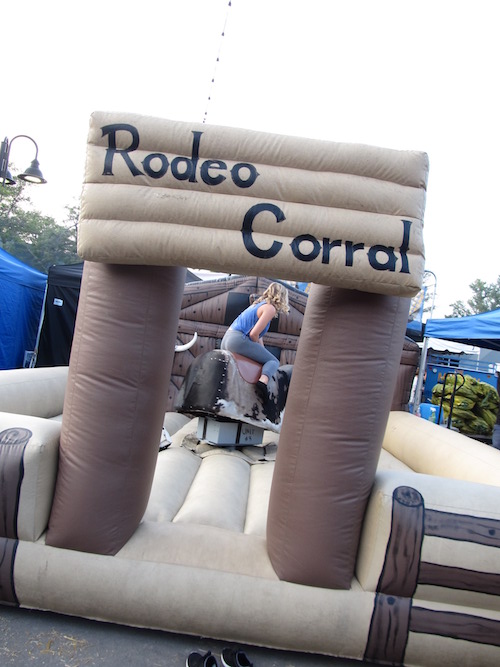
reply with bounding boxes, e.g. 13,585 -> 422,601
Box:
101,124 -> 413,273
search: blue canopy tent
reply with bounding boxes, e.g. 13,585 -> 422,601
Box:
414,308 -> 500,411
0,248 -> 47,370
424,309 -> 500,352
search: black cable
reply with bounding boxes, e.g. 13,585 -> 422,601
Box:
202,0 -> 233,124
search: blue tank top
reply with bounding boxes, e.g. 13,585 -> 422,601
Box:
232,302 -> 271,338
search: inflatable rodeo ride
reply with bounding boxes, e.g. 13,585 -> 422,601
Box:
1,112 -> 500,666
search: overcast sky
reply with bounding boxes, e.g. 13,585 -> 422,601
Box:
3,0 -> 499,316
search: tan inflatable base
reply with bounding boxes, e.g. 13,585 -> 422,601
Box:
2,409 -> 500,666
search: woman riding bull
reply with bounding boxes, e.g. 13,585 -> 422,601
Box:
221,282 -> 290,400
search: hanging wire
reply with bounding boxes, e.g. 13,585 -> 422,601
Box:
202,0 -> 232,124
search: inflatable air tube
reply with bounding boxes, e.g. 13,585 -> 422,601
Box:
46,262 -> 186,555
267,285 -> 410,589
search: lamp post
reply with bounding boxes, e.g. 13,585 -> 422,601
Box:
413,269 -> 438,414
0,135 -> 47,186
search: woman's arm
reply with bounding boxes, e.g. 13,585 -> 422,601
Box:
249,303 -> 276,342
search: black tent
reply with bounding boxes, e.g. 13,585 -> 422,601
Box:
36,263 -> 83,367
35,263 -> 202,367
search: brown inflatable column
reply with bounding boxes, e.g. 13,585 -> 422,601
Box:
267,285 -> 410,589
46,262 -> 186,555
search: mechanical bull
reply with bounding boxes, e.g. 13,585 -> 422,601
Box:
175,348 -> 293,442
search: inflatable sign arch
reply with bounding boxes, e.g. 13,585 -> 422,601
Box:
46,112 -> 428,590
77,112 -> 426,295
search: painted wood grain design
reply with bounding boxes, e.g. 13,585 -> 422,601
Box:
411,606 -> 500,647
425,508 -> 500,547
364,485 -> 500,664
0,428 -> 32,539
0,537 -> 19,605
419,561 -> 500,595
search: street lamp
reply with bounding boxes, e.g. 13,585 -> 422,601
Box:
413,269 -> 438,414
0,135 -> 47,186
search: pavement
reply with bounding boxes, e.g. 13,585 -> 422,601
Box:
0,605 -> 375,667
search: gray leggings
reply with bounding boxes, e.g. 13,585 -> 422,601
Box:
221,329 -> 279,380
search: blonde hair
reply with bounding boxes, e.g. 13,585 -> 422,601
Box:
255,282 -> 290,315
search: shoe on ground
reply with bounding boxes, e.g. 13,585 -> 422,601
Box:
221,647 -> 253,667
186,650 -> 218,667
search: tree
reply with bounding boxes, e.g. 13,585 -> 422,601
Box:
449,277 -> 500,317
0,180 -> 79,273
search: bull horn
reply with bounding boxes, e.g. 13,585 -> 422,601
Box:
174,332 -> 198,352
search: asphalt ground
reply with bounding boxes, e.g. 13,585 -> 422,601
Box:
0,605 -> 375,667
